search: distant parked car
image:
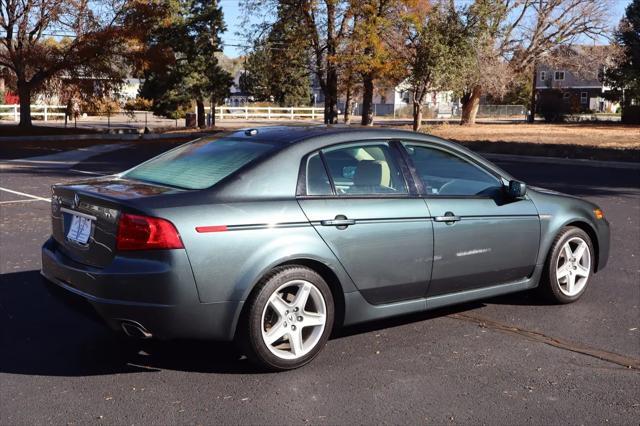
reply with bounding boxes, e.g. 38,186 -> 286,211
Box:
42,127 -> 609,370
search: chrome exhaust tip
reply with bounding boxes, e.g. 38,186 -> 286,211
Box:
120,320 -> 152,339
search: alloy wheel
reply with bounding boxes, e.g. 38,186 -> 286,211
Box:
260,280 -> 327,360
556,236 -> 591,297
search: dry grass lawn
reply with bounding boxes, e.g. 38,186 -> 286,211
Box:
425,122 -> 640,149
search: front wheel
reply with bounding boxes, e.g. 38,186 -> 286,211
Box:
540,226 -> 594,303
240,266 -> 334,370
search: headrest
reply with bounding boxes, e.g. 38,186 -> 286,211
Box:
354,160 -> 390,187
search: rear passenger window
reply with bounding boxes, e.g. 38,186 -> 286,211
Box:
306,153 -> 332,195
321,143 -> 408,195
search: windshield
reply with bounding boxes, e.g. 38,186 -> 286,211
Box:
122,138 -> 276,189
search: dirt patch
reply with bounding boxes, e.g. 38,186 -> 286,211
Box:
419,122 -> 640,162
426,122 -> 640,148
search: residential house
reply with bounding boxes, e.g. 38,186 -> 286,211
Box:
535,46 -> 618,113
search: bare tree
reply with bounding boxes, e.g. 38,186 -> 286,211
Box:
460,0 -> 612,125
0,0 -> 132,127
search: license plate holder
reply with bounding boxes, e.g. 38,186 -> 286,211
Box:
67,214 -> 92,244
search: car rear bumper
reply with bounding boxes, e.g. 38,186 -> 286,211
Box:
41,237 -> 242,341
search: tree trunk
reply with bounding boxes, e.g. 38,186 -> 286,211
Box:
325,66 -> 339,124
211,98 -> 216,128
17,81 -> 32,127
460,85 -> 482,125
528,64 -> 537,123
323,2 -> 339,125
344,86 -> 352,124
412,101 -> 422,131
196,99 -> 205,128
361,73 -> 374,126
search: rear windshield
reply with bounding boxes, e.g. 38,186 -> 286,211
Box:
122,138 -> 276,189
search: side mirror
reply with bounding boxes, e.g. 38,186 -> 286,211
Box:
507,180 -> 527,198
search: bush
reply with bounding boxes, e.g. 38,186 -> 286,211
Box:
124,97 -> 153,112
4,90 -> 19,104
538,90 -> 567,122
124,97 -> 153,119
81,97 -> 121,116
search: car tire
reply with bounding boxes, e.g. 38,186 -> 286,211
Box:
539,226 -> 594,304
240,265 -> 334,371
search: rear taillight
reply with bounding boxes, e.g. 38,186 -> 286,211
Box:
116,213 -> 183,250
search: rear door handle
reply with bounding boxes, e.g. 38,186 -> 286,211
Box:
434,212 -> 461,223
321,215 -> 355,229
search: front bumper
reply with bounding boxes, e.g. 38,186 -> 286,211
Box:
41,237 -> 242,341
595,217 -> 610,272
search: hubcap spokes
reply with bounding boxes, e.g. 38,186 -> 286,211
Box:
556,237 -> 591,296
261,280 -> 327,360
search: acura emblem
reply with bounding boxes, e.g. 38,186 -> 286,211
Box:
72,194 -> 80,209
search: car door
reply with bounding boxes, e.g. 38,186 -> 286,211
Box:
297,141 -> 433,305
401,142 -> 540,297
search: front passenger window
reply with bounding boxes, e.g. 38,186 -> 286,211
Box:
404,144 -> 501,196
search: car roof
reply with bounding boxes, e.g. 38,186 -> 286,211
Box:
224,125 -> 428,146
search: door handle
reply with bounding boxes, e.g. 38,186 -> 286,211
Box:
321,215 -> 355,229
434,212 -> 461,223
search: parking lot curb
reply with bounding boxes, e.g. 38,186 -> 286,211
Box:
481,152 -> 640,170
0,132 -> 208,143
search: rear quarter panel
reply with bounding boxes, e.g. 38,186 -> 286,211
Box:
147,199 -> 356,303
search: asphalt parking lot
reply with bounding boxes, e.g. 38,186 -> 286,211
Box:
1,140 -> 639,424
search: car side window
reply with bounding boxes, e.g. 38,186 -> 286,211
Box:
321,143 -> 408,195
306,153 -> 333,195
404,144 -> 501,196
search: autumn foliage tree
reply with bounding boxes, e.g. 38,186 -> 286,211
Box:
346,0 -> 406,126
0,0 -> 139,127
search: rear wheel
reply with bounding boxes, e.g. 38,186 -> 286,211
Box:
241,266 -> 334,370
540,226 -> 594,303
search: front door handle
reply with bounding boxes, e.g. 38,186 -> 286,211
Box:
434,212 -> 461,223
321,215 -> 355,229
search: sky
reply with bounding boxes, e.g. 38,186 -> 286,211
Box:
219,0 -> 632,58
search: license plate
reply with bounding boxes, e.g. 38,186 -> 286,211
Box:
67,214 -> 92,244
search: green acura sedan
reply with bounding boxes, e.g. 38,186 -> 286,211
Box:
42,126 -> 610,370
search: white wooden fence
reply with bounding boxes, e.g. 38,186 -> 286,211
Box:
205,106 -> 324,120
0,104 -> 66,122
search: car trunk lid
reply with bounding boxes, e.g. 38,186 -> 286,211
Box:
51,178 -> 184,268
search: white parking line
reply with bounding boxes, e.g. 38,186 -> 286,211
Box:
0,187 -> 50,202
0,199 -> 42,205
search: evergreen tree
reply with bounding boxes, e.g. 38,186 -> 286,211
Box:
402,2 -> 472,131
605,0 -> 640,120
242,3 -> 311,107
140,0 -> 233,127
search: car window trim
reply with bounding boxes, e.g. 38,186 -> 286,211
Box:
318,151 -> 338,195
297,140 -> 416,198
399,141 -> 505,199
